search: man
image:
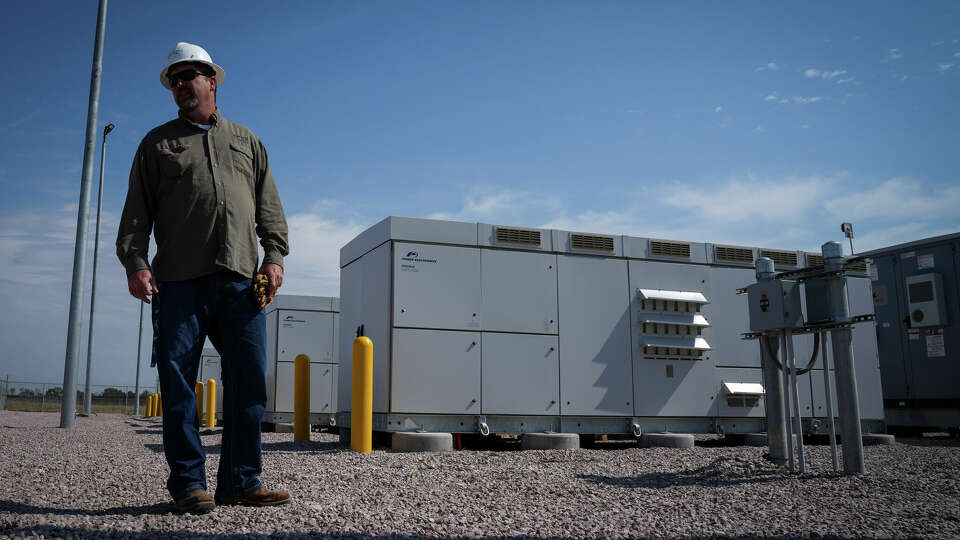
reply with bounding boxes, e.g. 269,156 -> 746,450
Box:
117,42 -> 291,514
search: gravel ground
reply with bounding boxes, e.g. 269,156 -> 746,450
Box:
1,411 -> 959,539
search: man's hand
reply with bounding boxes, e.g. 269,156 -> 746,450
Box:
128,269 -> 159,303
259,263 -> 283,298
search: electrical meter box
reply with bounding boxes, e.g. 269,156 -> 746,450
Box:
905,273 -> 947,327
747,280 -> 803,331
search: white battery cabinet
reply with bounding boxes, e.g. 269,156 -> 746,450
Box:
337,217 -> 886,436
264,295 -> 339,426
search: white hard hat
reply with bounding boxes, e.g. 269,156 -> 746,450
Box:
159,42 -> 226,90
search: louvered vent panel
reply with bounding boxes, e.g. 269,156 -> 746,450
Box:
715,245 -> 754,263
847,261 -> 868,273
571,234 -> 615,251
807,253 -> 824,266
760,249 -> 798,267
495,227 -> 541,246
650,240 -> 690,258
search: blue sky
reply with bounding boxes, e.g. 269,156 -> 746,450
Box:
0,1 -> 957,387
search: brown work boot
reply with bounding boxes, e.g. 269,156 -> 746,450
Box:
215,486 -> 291,507
175,488 -> 215,514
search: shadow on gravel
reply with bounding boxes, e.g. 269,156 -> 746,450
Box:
0,500 -> 173,517
0,526 -> 874,540
577,456 -> 833,489
143,440 -> 347,455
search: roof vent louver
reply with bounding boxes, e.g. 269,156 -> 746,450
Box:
807,253 -> 824,266
650,240 -> 691,258
760,249 -> 798,267
715,245 -> 754,263
495,227 -> 541,246
571,233 -> 615,251
847,260 -> 868,273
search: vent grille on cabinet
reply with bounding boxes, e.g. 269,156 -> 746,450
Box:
571,234 -> 615,251
807,253 -> 824,266
495,227 -> 541,246
760,249 -> 799,267
650,240 -> 691,258
715,245 -> 754,263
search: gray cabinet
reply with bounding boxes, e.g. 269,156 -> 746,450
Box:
557,255 -> 633,416
277,311 -> 336,363
481,249 -> 558,334
394,242 -> 482,331
391,328 -> 481,414
481,333 -> 559,415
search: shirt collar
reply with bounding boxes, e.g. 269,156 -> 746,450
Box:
178,108 -> 221,129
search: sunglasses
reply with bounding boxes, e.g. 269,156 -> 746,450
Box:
167,69 -> 211,87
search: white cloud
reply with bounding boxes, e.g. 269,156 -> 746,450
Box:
764,93 -> 778,102
793,96 -> 824,104
886,48 -> 904,60
938,63 -> 954,72
824,178 -> 960,222
657,176 -> 828,223
836,77 -> 855,84
755,62 -> 779,72
804,68 -> 848,81
779,98 -> 790,104
714,106 -> 723,113
955,52 -> 960,58
282,208 -> 367,296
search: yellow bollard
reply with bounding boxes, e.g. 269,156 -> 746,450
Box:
205,379 -> 216,428
351,336 -> 373,453
195,381 -> 204,426
294,354 -> 311,441
146,394 -> 154,417
157,393 -> 163,417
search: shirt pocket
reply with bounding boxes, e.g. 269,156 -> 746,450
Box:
229,142 -> 255,181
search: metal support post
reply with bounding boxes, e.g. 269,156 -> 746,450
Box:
821,331 -> 840,471
83,123 -> 114,416
822,241 -> 864,474
780,333 -> 795,472
60,0 -> 109,428
784,329 -> 806,473
760,334 -> 787,466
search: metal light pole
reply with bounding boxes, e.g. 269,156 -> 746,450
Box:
82,123 -> 115,416
61,0 -> 109,428
134,301 -> 144,415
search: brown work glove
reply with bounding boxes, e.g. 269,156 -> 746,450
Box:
252,273 -> 274,310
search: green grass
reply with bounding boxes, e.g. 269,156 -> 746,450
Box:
3,397 -> 147,414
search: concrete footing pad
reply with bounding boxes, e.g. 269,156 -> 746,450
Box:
392,432 -> 453,452
521,432 -> 580,450
862,433 -> 896,446
638,433 -> 694,448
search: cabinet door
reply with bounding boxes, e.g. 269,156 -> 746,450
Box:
277,311 -> 335,363
310,363 -> 335,413
481,250 -> 558,334
481,333 -> 559,415
557,255 -> 633,416
394,242 -> 482,331
391,328 -> 481,414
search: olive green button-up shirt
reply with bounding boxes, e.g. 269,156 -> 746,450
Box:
116,110 -> 289,282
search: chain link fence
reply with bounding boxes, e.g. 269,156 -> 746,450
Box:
2,381 -> 159,415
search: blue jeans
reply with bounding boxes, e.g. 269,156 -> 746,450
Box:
152,271 -> 267,500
